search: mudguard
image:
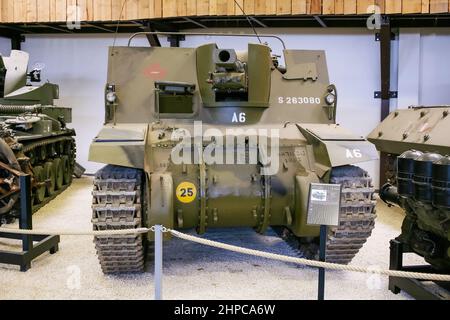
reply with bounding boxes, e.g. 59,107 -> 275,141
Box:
297,123 -> 379,177
88,124 -> 147,169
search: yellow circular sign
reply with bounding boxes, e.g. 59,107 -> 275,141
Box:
176,182 -> 197,204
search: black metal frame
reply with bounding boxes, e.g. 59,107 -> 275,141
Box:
0,175 -> 60,272
142,21 -> 162,47
378,16 -> 394,187
318,225 -> 327,300
10,35 -> 24,50
389,239 -> 450,300
167,34 -> 185,47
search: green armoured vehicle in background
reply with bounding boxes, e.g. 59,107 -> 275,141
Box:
89,32 -> 379,274
0,50 -> 77,224
368,106 -> 450,271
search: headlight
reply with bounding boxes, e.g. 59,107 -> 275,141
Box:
325,93 -> 335,105
106,91 -> 117,103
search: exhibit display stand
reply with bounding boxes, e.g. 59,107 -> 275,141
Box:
389,239 -> 450,300
306,183 -> 342,301
0,175 -> 60,271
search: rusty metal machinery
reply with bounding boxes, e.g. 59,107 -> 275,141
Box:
370,106 -> 450,298
380,150 -> 450,271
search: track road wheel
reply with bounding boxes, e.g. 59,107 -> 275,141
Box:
61,155 -> 72,185
54,158 -> 64,190
33,166 -> 46,204
92,165 -> 146,274
326,165 -> 377,264
44,161 -> 56,196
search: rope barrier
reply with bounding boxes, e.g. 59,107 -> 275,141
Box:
0,227 -> 150,236
168,230 -> 450,282
1,226 -> 449,282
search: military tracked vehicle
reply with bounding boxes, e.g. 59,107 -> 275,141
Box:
0,50 -> 76,224
89,32 -> 379,274
369,106 -> 450,271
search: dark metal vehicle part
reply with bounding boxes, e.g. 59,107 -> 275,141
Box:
370,107 -> 450,272
380,150 -> 450,272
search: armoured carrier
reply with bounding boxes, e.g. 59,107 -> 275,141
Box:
369,106 -> 450,271
0,50 -> 76,224
89,33 -> 379,274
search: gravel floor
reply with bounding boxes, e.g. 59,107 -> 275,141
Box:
0,176 -> 425,300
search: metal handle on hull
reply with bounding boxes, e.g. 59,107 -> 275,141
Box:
127,32 -> 287,49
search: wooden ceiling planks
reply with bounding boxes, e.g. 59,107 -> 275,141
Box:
0,0 -> 449,23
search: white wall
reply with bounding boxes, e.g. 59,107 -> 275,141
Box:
419,29 -> 450,105
398,28 -> 450,108
0,37 -> 11,55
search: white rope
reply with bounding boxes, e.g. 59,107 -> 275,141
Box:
0,227 -> 150,236
1,226 -> 449,282
169,229 -> 450,282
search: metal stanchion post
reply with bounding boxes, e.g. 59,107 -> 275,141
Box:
20,174 -> 33,271
318,225 -> 327,300
154,225 -> 163,300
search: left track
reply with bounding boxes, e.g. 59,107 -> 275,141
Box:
23,135 -> 76,212
92,165 -> 146,274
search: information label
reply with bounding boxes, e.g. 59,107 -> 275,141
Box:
306,183 -> 342,227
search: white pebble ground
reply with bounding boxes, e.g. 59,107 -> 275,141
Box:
0,176 -> 425,300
